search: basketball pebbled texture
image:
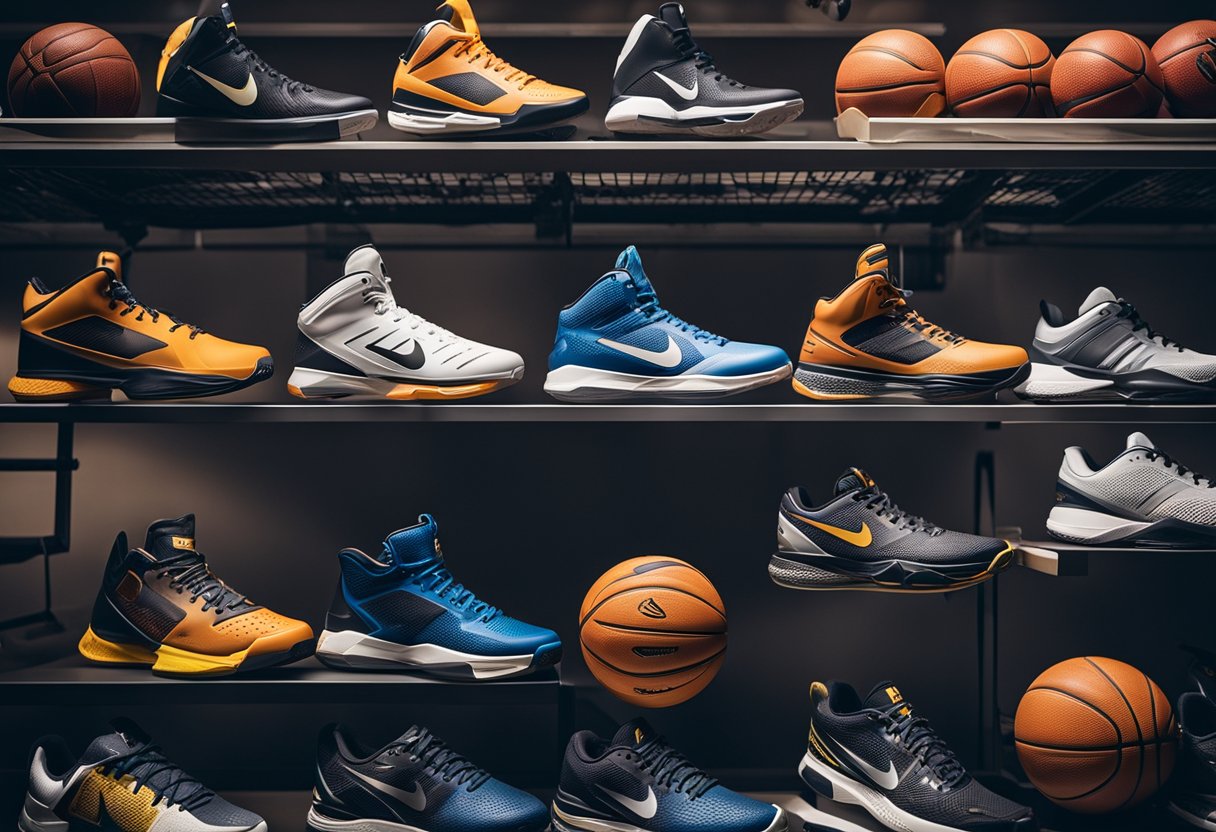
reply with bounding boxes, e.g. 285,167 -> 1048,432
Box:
1051,30 -> 1164,118
579,556 -> 726,708
1014,656 -> 1177,814
7,23 -> 141,117
946,29 -> 1055,117
835,29 -> 946,117
1152,20 -> 1216,118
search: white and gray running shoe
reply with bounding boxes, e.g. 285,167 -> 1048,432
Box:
1048,431 -> 1216,548
1016,287 -> 1216,402
288,245 -> 524,400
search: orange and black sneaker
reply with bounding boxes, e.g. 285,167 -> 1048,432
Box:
78,514 -> 315,677
389,0 -> 589,136
793,244 -> 1029,402
8,251 -> 272,401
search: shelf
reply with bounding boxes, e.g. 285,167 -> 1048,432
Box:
1019,542 -> 1216,578
0,656 -> 561,707
3,403 -> 1216,425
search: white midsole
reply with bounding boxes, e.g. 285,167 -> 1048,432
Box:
544,363 -> 791,395
605,96 -> 802,129
1046,506 -> 1150,543
388,108 -> 502,134
315,630 -> 539,679
308,807 -> 426,832
288,366 -> 522,397
552,801 -> 786,832
1015,363 -> 1114,398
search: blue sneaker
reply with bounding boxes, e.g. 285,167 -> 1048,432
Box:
552,719 -> 788,832
544,247 -> 791,401
314,515 -> 561,679
309,723 -> 549,832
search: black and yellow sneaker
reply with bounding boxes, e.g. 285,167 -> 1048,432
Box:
768,468 -> 1015,593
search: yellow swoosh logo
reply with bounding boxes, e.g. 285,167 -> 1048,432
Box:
800,516 -> 872,547
189,67 -> 258,106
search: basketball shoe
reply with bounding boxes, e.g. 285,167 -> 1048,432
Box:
793,244 -> 1029,401
1047,432 -> 1216,547
607,4 -> 803,136
769,468 -> 1015,592
288,245 -> 524,400
309,724 -> 548,832
1170,692 -> 1216,830
314,514 -> 561,679
1016,287 -> 1216,402
78,514 -> 315,677
553,718 -> 787,832
8,251 -> 272,402
157,2 -> 377,141
544,246 -> 791,401
20,719 -> 265,832
799,681 -> 1038,832
390,0 -> 588,135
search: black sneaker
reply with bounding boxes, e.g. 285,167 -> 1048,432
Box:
606,3 -> 803,136
156,2 -> 378,142
1169,692 -> 1216,830
799,681 -> 1038,832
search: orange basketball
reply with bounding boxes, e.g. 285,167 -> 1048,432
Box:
946,29 -> 1055,117
579,557 -> 725,708
1052,30 -> 1164,118
7,23 -> 141,117
1153,21 -> 1216,118
835,30 -> 946,117
1015,657 -> 1177,813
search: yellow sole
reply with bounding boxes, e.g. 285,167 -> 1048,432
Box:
78,626 -> 283,677
9,376 -> 112,402
791,377 -> 867,401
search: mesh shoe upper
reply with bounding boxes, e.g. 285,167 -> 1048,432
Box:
1172,693 -> 1216,822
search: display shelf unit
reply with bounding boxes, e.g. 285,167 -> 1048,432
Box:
1019,541 -> 1216,577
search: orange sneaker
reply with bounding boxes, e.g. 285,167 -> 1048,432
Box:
389,0 -> 588,135
793,244 -> 1029,401
8,251 -> 272,401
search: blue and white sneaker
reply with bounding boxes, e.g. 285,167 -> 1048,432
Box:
552,718 -> 788,832
308,723 -> 549,832
314,515 -> 561,679
544,247 -> 791,401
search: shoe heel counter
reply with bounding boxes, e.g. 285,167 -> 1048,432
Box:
157,17 -> 196,92
323,570 -> 370,635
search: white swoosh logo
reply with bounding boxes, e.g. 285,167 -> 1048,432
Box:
345,766 -> 426,811
597,785 -> 657,819
189,66 -> 258,106
835,742 -> 899,790
597,335 -> 682,368
654,71 -> 698,101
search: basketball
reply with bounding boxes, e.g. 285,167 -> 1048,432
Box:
579,556 -> 726,708
1051,30 -> 1164,118
1152,21 -> 1216,118
835,30 -> 946,117
7,23 -> 141,117
946,29 -> 1055,117
1014,657 -> 1177,813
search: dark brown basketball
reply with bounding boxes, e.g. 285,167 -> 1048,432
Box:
836,30 -> 946,117
1052,30 -> 1164,118
946,29 -> 1055,117
7,23 -> 141,117
1153,20 -> 1216,118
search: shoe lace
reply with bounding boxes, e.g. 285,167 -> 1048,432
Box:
389,728 -> 491,790
452,35 -> 536,88
635,737 -> 718,799
1146,449 -> 1214,488
632,283 -> 726,346
362,277 -> 457,344
671,27 -> 741,87
155,552 -> 249,613
409,560 -> 501,622
229,33 -> 312,92
853,488 -> 940,534
1117,301 -> 1184,351
105,742 -> 214,812
104,281 -> 204,339
870,701 -> 968,789
874,281 -> 964,344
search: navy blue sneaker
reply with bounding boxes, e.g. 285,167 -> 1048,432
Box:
543,247 -> 791,401
553,719 -> 787,832
314,515 -> 561,679
308,724 -> 548,832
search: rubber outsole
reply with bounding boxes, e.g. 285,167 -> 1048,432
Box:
605,97 -> 804,137
544,363 -> 791,402
158,100 -> 380,143
287,365 -> 523,401
1015,362 -> 1216,403
314,629 -> 562,680
768,544 -> 1015,593
388,94 -> 589,137
78,625 -> 315,678
793,362 -> 1031,403
10,356 -> 274,402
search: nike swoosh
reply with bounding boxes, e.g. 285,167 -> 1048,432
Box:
824,735 -> 899,790
798,516 -> 872,548
345,766 -> 427,811
367,338 -> 426,370
654,71 -> 698,101
597,335 -> 682,368
188,66 -> 258,106
596,784 -> 657,819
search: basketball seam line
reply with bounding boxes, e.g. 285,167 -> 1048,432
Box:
953,50 -> 1052,71
848,45 -> 931,72
1021,684 -> 1126,801
1158,40 -> 1212,66
578,585 -> 726,629
1055,77 -> 1148,116
1085,657 -> 1145,812
588,561 -> 699,602
632,662 -> 715,696
582,642 -> 725,678
589,621 -> 726,637
836,80 -> 943,94
949,81 -> 1050,108
1062,46 -> 1145,77
1145,672 -> 1162,790
1014,737 -> 1173,752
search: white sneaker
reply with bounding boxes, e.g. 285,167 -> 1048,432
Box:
288,245 -> 524,400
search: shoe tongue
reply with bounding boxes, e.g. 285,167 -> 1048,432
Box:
1127,431 -> 1156,451
612,718 -> 657,749
613,246 -> 656,297
96,251 -> 123,282
864,681 -> 907,710
834,467 -> 876,496
81,718 -> 150,766
383,515 -> 442,567
345,245 -> 389,287
658,3 -> 690,31
437,0 -> 479,36
1079,287 -> 1119,315
396,724 -> 427,744
144,514 -> 198,560
855,243 -> 890,281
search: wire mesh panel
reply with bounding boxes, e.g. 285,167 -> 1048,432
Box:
983,170 -> 1107,218
1093,170 -> 1216,224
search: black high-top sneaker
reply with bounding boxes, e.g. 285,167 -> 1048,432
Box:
1170,692 -> 1216,830
606,3 -> 803,136
156,2 -> 377,142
